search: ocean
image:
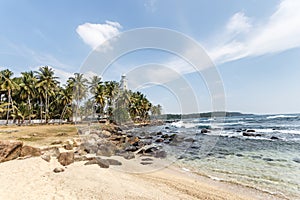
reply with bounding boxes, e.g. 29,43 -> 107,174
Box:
132,114 -> 300,199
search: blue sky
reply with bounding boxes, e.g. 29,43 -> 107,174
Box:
0,0 -> 300,114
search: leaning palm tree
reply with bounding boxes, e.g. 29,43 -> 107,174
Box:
59,86 -> 73,123
35,66 -> 59,123
0,69 -> 20,124
67,73 -> 88,122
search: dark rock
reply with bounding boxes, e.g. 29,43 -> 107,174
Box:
58,152 -> 74,166
236,154 -> 243,157
263,158 -> 274,162
161,134 -> 169,139
0,140 -> 23,162
20,145 -> 41,157
154,150 -> 167,158
293,158 -> 300,163
246,129 -> 256,133
270,136 -> 279,140
124,145 -> 137,152
201,129 -> 210,134
106,159 -> 122,165
63,141 -> 73,150
184,138 -> 195,142
156,132 -> 162,136
165,127 -> 170,129
140,162 -> 152,165
41,154 -> 51,162
96,143 -> 117,157
251,155 -> 262,159
155,138 -> 164,143
243,132 -> 262,137
141,158 -> 153,161
74,155 -> 91,162
84,157 -> 109,168
53,167 -> 65,173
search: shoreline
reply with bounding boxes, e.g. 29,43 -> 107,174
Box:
0,155 -> 285,200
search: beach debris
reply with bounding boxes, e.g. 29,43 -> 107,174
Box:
20,145 -> 41,157
58,152 -> 74,166
53,167 -> 65,173
0,140 -> 23,163
41,154 -> 51,162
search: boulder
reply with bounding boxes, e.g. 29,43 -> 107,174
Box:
101,130 -> 112,137
0,140 -> 23,162
201,129 -> 210,134
106,159 -> 122,165
270,136 -> 279,140
20,145 -> 41,157
42,147 -> 60,158
242,132 -> 262,137
84,157 -> 109,168
116,151 -> 135,160
292,158 -> 300,163
96,143 -> 117,157
51,140 -> 63,145
246,129 -> 256,133
57,152 -> 74,166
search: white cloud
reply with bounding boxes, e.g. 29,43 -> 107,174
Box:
208,0 -> 300,64
76,21 -> 122,50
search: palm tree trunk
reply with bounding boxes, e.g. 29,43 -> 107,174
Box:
6,90 -> 11,125
28,97 -> 32,124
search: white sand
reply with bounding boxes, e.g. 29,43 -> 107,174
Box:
0,157 -> 284,200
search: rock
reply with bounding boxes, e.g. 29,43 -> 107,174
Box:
246,129 -> 256,133
63,141 -> 73,150
242,132 -> 262,137
84,157 -> 109,168
102,130 -> 112,137
0,140 -> 23,162
184,138 -> 195,142
155,138 -> 164,143
116,151 -> 135,160
141,158 -> 153,161
41,154 -> 51,162
156,132 -> 163,136
236,154 -> 243,157
42,147 -> 60,158
263,158 -> 274,162
58,152 -> 74,166
74,155 -> 91,162
53,167 -> 65,173
96,143 -> 117,157
106,159 -> 122,165
56,132 -> 68,137
20,145 -> 41,157
140,162 -> 152,165
154,150 -> 167,158
292,158 -> 300,163
270,136 -> 279,140
201,129 -> 210,134
124,145 -> 137,152
51,140 -> 63,145
161,134 -> 169,139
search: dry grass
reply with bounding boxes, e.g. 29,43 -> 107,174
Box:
0,124 -> 81,147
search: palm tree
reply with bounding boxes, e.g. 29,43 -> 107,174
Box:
94,83 -> 106,118
104,81 -> 119,120
0,69 -> 19,124
88,75 -> 102,95
67,73 -> 88,122
59,86 -> 73,122
19,71 -> 36,124
35,66 -> 59,123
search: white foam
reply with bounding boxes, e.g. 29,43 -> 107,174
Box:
266,115 -> 297,119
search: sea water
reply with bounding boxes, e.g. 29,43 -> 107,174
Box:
138,114 -> 300,199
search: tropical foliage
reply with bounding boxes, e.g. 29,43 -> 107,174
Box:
0,66 -> 161,125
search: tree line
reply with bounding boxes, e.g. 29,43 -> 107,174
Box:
0,66 -> 162,125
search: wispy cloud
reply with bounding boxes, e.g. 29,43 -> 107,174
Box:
144,0 -> 157,13
76,21 -> 122,50
208,0 -> 300,64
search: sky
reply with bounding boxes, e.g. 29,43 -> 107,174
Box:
0,0 -> 300,114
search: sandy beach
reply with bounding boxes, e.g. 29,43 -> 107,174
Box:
0,155 -> 283,200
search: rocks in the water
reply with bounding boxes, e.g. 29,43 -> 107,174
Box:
41,154 -> 51,162
84,157 -> 110,168
0,140 -> 23,163
292,158 -> 300,163
242,132 -> 262,137
236,154 -> 243,157
53,167 -> 65,173
246,129 -> 256,133
116,151 -> 135,160
201,129 -> 210,134
184,138 -> 195,142
270,136 -> 279,140
263,158 -> 274,162
58,152 -> 74,166
20,145 -> 41,157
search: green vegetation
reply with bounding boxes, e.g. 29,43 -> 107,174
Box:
0,66 -> 161,125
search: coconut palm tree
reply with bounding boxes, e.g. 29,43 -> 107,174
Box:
94,83 -> 106,118
35,66 -> 59,123
67,73 -> 88,122
19,71 -> 36,123
104,81 -> 119,120
0,69 -> 20,124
